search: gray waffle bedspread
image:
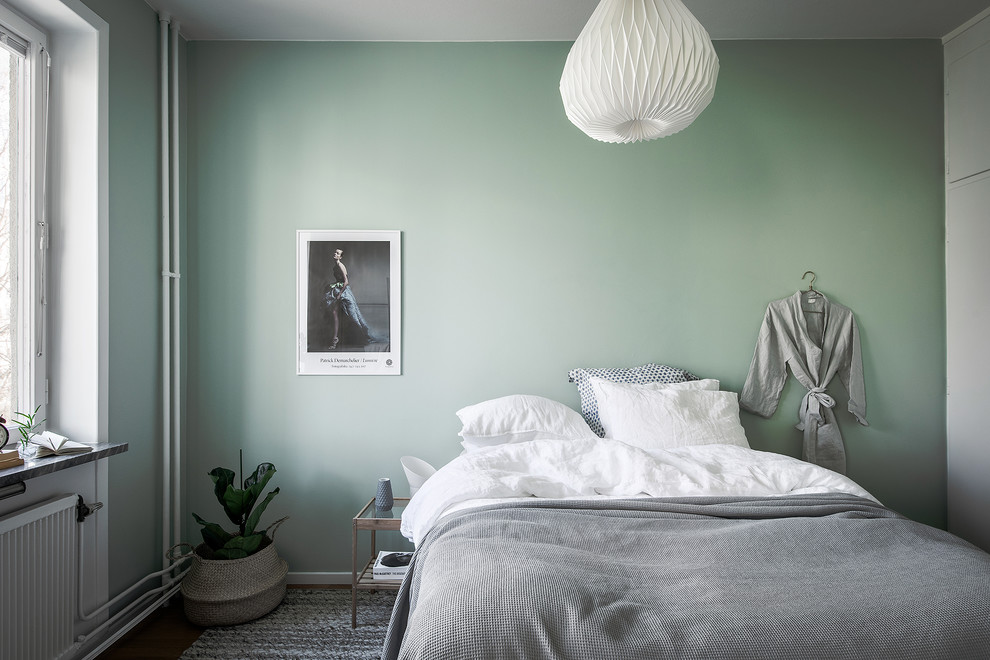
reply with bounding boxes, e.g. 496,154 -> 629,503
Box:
382,495 -> 990,659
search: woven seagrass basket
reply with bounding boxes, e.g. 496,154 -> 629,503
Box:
171,519 -> 288,627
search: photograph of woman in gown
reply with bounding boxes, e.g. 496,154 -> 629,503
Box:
325,248 -> 379,350
298,230 -> 399,374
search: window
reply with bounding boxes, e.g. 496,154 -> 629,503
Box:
0,9 -> 47,430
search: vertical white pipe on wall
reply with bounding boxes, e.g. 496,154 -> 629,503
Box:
170,20 -> 182,554
159,13 -> 172,575
60,20 -> 191,652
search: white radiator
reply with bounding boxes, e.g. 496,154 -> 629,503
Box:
0,494 -> 79,660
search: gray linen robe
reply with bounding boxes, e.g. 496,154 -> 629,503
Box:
740,291 -> 867,474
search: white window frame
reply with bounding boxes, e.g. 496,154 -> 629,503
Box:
0,0 -> 109,641
0,3 -> 48,432
3,0 -> 109,447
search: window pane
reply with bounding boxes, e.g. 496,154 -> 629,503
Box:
0,46 -> 19,420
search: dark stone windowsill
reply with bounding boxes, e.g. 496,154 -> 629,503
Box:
0,442 -> 129,488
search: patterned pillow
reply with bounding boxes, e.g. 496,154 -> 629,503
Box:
567,363 -> 697,437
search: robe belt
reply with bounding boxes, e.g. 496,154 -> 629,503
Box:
796,387 -> 836,430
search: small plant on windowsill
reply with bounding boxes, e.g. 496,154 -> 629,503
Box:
12,405 -> 45,453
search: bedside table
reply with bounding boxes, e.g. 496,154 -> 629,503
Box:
351,497 -> 410,628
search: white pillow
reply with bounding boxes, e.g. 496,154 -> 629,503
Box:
588,377 -> 719,436
456,395 -> 597,452
568,363 -> 698,437
589,377 -> 719,397
589,377 -> 720,435
591,381 -> 749,452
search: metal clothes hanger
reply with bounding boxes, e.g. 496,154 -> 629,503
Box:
801,271 -> 824,313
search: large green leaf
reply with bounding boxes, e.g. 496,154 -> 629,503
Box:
208,468 -> 240,526
221,485 -> 252,523
209,467 -> 236,501
244,487 -> 280,536
214,532 -> 266,559
244,463 -> 276,490
192,512 -> 234,552
221,464 -> 277,531
240,465 -> 276,521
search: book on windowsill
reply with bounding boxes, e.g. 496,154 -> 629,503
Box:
372,550 -> 412,581
0,449 -> 24,469
30,431 -> 93,458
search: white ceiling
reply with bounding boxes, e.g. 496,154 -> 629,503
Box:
144,0 -> 990,42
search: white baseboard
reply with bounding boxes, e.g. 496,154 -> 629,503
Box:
287,571 -> 352,585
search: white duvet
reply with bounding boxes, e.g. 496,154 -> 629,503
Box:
400,437 -> 876,545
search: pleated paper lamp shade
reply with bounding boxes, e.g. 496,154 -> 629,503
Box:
560,0 -> 719,143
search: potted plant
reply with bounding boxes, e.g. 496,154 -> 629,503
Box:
172,461 -> 289,626
11,405 -> 45,455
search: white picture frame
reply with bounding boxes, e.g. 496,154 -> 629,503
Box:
296,230 -> 401,375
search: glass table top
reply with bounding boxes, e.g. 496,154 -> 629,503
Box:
357,497 -> 410,520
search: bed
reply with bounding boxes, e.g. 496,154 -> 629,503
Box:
381,367 -> 990,659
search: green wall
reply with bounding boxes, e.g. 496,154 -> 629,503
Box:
54,1 -> 952,584
82,0 -> 169,596
185,39 -> 945,573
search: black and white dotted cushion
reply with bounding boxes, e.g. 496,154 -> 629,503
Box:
567,363 -> 697,437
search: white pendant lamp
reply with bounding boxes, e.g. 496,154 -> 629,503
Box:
560,0 -> 719,143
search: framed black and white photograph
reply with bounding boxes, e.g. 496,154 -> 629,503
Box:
296,230 -> 401,375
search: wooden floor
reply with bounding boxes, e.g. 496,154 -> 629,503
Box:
95,585 -> 345,660
94,595 -> 203,660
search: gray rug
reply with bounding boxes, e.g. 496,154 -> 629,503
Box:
180,589 -> 397,660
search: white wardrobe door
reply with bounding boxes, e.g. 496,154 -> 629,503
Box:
946,171 -> 990,550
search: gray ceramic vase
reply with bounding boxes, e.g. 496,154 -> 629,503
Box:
375,477 -> 393,511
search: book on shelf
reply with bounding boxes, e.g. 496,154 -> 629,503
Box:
30,431 -> 93,458
372,550 -> 412,581
0,449 -> 24,469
